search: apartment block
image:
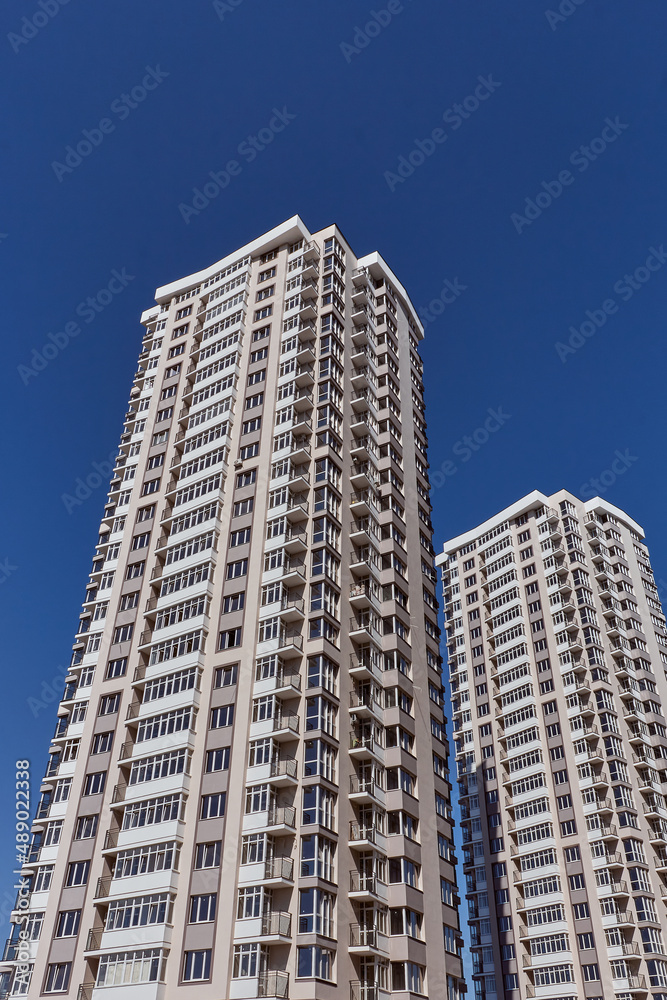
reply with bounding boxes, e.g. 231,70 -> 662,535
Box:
0,217 -> 464,1000
437,490 -> 667,1000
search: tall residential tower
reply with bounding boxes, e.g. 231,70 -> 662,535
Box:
0,217 -> 464,1000
437,490 -> 667,1000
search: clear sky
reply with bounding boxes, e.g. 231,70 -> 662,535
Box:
0,0 -> 666,964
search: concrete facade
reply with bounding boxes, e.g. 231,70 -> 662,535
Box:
437,490 -> 667,1000
0,217 -> 464,1000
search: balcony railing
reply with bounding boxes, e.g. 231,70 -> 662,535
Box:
349,870 -> 384,895
349,822 -> 382,845
350,924 -> 381,948
264,856 -> 294,881
258,971 -> 289,998
266,805 -> 296,829
350,775 -> 382,797
269,712 -> 299,735
269,757 -> 298,781
261,910 -> 291,938
350,982 -> 378,1000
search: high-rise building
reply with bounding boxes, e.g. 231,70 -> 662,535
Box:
0,217 -> 464,1000
437,489 -> 667,1000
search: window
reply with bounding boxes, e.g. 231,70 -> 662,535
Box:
44,963 -> 71,993
195,842 -> 221,869
297,946 -> 333,981
66,860 -> 90,887
106,657 -> 127,679
219,627 -> 242,649
200,793 -> 226,819
189,894 -> 217,923
55,911 -> 80,937
75,815 -> 98,840
210,705 -> 234,729
83,772 -> 106,796
205,747 -> 230,773
99,694 -> 121,715
214,664 -> 238,687
230,528 -> 251,546
92,732 -> 113,754
34,866 -> 54,892
183,950 -> 211,982
227,559 -> 248,579
119,592 -> 138,611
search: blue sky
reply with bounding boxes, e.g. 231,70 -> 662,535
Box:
0,0 -> 666,960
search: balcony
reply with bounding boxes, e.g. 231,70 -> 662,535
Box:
349,581 -> 380,611
350,775 -> 384,804
650,822 -> 667,844
287,436 -> 311,465
268,757 -> 298,785
349,614 -> 381,644
279,498 -> 307,527
292,387 -> 314,412
273,558 -> 306,588
275,629 -> 304,660
282,526 -> 307,555
268,711 -> 300,740
302,240 -> 320,261
260,910 -> 292,941
350,652 -> 381,682
294,361 -> 315,385
286,463 -> 310,493
350,690 -> 383,722
262,856 -> 294,883
350,490 -> 378,517
349,870 -> 387,901
350,517 -> 377,547
255,664 -> 302,694
350,983 -> 381,1000
350,364 -> 375,390
349,924 -> 388,955
348,822 -> 386,852
258,972 -> 289,999
265,805 -> 296,832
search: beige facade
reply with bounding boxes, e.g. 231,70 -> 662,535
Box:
0,217 -> 464,1000
437,490 -> 667,1000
